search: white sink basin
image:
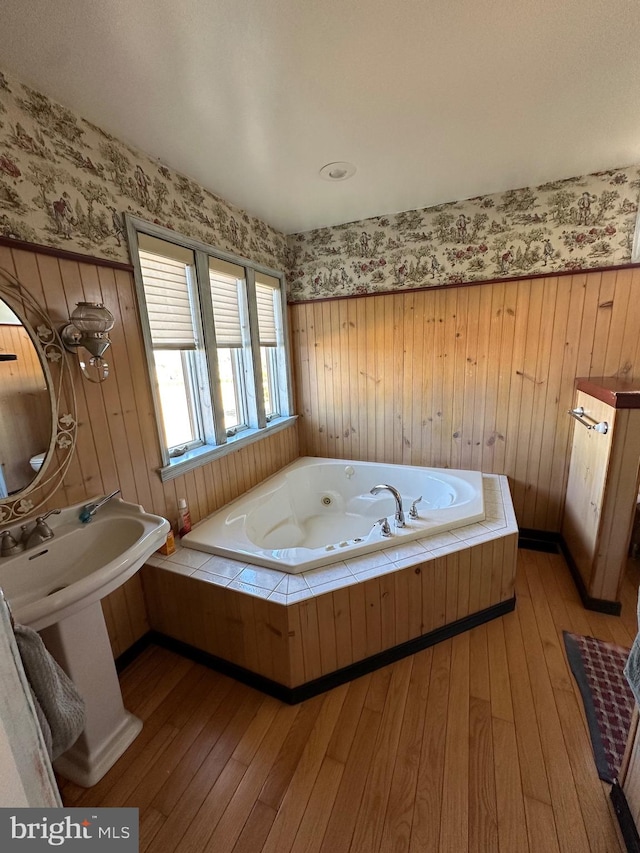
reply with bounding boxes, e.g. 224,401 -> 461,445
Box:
0,496 -> 169,787
0,498 -> 169,631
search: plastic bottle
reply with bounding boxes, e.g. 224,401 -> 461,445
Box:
177,497 -> 192,537
158,528 -> 176,555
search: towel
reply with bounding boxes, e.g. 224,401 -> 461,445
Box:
624,590 -> 640,707
14,624 -> 86,761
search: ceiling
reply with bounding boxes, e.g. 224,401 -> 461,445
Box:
1,0 -> 639,235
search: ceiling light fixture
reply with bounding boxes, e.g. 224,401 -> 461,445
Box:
319,161 -> 356,182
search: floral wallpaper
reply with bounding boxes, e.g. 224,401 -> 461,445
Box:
287,166 -> 640,301
0,67 -> 287,271
0,66 -> 638,305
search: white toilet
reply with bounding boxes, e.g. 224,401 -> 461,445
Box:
29,452 -> 46,472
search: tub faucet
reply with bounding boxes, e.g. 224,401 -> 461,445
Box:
370,484 -> 406,528
79,489 -> 121,523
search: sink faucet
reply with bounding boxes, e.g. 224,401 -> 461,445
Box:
79,489 -> 121,523
10,509 -> 60,555
370,484 -> 406,528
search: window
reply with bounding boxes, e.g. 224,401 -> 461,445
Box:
127,217 -> 294,480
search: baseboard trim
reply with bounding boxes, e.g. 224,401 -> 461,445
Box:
558,536 -> 622,615
611,783 -> 640,853
145,596 -> 516,704
518,528 -> 561,554
114,633 -> 154,673
518,528 -> 622,615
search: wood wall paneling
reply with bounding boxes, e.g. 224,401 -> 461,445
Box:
291,268 -> 640,531
6,242 -> 639,657
0,324 -> 50,492
0,246 -> 299,657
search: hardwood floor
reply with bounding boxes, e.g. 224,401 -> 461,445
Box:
59,549 -> 640,852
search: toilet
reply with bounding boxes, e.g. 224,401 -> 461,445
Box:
29,452 -> 46,472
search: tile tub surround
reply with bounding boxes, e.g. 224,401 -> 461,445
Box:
142,475 -> 517,692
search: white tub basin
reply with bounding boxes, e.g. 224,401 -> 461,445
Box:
183,457 -> 485,572
0,498 -> 169,631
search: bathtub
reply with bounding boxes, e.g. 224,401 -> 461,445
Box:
182,457 -> 485,573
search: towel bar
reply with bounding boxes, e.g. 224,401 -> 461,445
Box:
568,407 -> 609,434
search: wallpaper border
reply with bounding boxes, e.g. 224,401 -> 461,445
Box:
0,234 -> 134,271
285,260 -> 640,304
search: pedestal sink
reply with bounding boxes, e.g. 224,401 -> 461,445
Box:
0,498 -> 169,787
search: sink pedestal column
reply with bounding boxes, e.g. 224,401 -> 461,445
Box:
40,600 -> 142,788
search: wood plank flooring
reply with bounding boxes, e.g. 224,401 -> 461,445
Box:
59,550 -> 640,852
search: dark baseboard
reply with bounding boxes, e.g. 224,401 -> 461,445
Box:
518,528 -> 622,616
518,528 -> 561,554
145,596 -> 516,704
611,783 -> 640,853
558,536 -> 622,615
115,633 -> 154,673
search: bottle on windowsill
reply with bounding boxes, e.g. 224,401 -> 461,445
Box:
177,497 -> 192,537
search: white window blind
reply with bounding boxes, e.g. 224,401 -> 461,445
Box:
209,259 -> 245,347
255,273 -> 279,346
138,235 -> 196,350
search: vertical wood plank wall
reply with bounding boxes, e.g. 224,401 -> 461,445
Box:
0,245 -> 300,656
4,241 -> 639,657
290,267 -> 640,532
0,324 -> 50,492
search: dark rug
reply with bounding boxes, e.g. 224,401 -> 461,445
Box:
563,631 -> 634,783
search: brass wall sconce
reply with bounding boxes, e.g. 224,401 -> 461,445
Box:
61,301 -> 115,383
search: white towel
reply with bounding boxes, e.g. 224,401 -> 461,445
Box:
14,624 -> 86,761
624,589 -> 640,707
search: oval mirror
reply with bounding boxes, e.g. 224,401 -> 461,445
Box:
0,299 -> 52,497
0,266 -> 76,523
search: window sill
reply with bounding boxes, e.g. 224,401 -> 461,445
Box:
158,415 -> 298,482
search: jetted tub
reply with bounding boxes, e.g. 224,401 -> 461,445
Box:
182,457 -> 485,573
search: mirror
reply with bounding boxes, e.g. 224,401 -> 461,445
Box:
0,300 -> 52,496
0,266 -> 76,524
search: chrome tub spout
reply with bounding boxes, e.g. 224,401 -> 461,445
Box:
370,484 -> 405,528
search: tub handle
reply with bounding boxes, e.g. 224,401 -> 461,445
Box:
375,517 -> 392,537
409,496 -> 422,519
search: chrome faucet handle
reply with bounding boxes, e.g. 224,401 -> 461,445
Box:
409,497 -> 422,520
376,517 -> 392,537
0,531 -> 24,556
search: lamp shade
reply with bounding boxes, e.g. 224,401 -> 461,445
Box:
71,302 -> 115,334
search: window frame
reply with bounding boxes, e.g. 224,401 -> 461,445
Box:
125,214 -> 296,481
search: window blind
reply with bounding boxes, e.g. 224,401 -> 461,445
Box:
255,273 -> 279,346
209,259 -> 245,347
138,236 -> 196,350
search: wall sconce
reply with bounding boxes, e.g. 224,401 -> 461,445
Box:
61,301 -> 115,383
